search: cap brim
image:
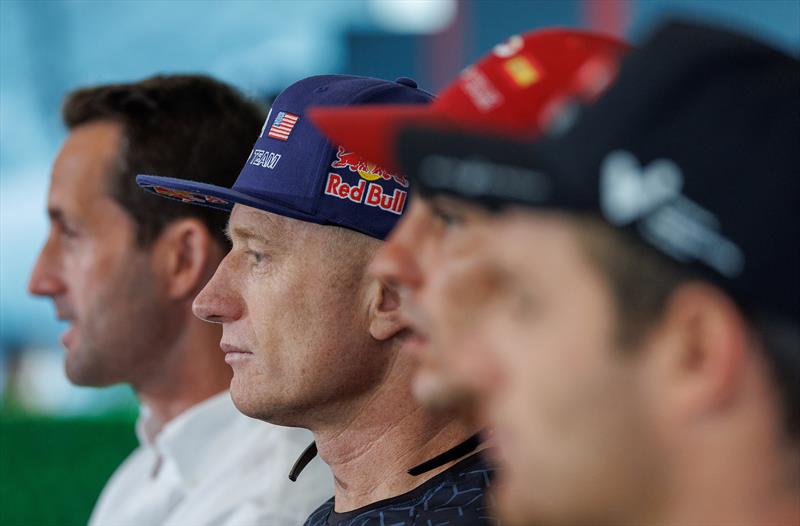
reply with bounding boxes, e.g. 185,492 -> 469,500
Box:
309,104 -> 540,176
135,175 -> 323,224
309,105 -> 461,174
394,126 -> 594,212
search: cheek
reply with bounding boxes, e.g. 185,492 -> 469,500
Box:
478,304 -> 606,434
424,262 -> 504,342
62,240 -> 122,306
442,324 -> 499,390
504,320 -> 609,423
243,282 -> 288,360
242,271 -> 351,372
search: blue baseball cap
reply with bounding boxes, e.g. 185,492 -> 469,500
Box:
136,75 -> 433,239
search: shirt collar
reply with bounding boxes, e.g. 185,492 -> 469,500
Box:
288,430 -> 487,481
136,391 -> 238,486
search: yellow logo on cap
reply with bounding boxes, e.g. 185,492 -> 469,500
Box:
504,56 -> 540,88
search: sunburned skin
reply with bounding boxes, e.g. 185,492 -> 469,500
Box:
192,203 -> 479,512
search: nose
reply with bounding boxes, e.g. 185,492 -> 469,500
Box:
370,200 -> 429,290
192,255 -> 243,324
28,235 -> 66,298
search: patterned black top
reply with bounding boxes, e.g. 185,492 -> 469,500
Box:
303,453 -> 498,526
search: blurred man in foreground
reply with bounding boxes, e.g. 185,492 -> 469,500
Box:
393,21 -> 800,526
29,75 -> 332,526
310,29 -> 629,411
137,75 -> 495,526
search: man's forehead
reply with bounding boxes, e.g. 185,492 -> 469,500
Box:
230,204 -> 283,229
485,212 -> 595,281
228,204 -> 313,243
227,204 -> 378,265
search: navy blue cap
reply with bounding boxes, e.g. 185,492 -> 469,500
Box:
136,75 -> 433,239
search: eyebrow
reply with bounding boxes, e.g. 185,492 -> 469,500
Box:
224,224 -> 271,245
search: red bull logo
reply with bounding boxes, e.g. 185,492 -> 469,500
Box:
331,146 -> 408,188
324,173 -> 407,215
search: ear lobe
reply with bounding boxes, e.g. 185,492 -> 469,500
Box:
368,279 -> 408,342
153,219 -> 216,301
660,282 -> 749,417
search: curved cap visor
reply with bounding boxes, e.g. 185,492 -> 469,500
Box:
136,174 -> 323,224
309,105 -> 537,175
395,126 -> 595,212
310,30 -> 630,176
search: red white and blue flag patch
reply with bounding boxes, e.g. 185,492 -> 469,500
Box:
267,111 -> 299,141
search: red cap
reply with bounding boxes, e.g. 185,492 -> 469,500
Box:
309,29 -> 630,173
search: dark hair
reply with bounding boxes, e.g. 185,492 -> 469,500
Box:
575,217 -> 800,441
62,74 -> 265,248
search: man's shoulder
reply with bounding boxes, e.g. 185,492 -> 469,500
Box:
304,453 -> 498,526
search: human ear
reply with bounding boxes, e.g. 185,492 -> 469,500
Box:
653,282 -> 749,418
367,278 -> 408,342
151,218 -> 216,301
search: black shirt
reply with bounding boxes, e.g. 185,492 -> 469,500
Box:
303,453 -> 498,526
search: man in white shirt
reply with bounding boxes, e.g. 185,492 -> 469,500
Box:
28,75 -> 333,526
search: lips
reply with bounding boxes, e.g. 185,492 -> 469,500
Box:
55,306 -> 77,351
220,342 -> 254,365
401,330 -> 430,359
60,324 -> 77,351
397,291 -> 434,359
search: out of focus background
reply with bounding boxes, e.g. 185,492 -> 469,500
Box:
0,1 -> 798,524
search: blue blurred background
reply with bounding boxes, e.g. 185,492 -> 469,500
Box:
0,0 -> 798,523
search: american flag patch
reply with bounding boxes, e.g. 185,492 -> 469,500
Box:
267,111 -> 299,141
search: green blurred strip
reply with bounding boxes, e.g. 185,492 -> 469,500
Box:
0,416 -> 138,526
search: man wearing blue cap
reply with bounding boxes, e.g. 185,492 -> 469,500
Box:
138,75 -> 496,526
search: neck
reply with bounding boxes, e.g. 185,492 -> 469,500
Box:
644,377 -> 800,526
134,310 -> 232,438
659,456 -> 800,526
312,381 -> 479,512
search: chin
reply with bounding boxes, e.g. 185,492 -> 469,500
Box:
228,385 -> 262,418
63,350 -> 109,387
229,384 -> 301,426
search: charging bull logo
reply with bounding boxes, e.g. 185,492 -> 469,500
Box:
331,146 -> 409,188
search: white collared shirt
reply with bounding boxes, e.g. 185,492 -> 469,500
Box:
89,392 -> 333,526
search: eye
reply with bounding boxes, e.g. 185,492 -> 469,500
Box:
246,250 -> 269,266
57,222 -> 80,240
430,205 -> 464,227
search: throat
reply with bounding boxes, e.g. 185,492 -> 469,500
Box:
313,421 -> 483,512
